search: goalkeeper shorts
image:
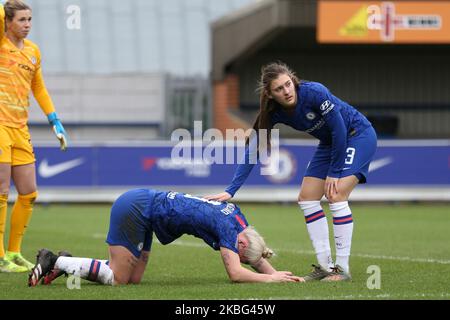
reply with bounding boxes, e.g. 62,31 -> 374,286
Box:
0,125 -> 36,166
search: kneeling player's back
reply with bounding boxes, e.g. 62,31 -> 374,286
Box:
149,191 -> 248,250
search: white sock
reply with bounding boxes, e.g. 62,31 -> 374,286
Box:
55,257 -> 114,285
299,201 -> 333,271
330,201 -> 353,274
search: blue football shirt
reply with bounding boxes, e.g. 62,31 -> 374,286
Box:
145,191 -> 248,253
225,81 -> 372,196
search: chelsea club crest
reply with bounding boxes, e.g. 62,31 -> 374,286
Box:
306,112 -> 316,120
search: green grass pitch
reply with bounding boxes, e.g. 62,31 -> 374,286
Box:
0,203 -> 449,300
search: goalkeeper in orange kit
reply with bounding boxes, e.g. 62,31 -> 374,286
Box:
0,0 -> 68,272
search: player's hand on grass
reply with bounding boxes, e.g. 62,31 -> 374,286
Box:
273,271 -> 305,282
270,271 -> 304,283
204,192 -> 232,202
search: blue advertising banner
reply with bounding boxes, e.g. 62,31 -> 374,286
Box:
34,140 -> 450,187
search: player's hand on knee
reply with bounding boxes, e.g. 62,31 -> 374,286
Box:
204,192 -> 232,202
47,112 -> 69,151
324,176 -> 339,200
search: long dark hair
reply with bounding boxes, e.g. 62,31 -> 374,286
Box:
250,62 -> 300,148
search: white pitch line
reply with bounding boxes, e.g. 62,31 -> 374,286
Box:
170,240 -> 450,265
347,252 -> 450,265
276,248 -> 450,265
260,293 -> 450,300
91,235 -> 450,265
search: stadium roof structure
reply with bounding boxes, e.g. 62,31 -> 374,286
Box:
210,0 -> 450,139
212,0 -> 316,81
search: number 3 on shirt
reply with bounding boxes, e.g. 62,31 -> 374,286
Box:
345,147 -> 356,165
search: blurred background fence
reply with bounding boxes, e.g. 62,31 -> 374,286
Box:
17,0 -> 450,202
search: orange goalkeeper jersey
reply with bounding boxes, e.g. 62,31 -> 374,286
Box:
0,5 -> 55,128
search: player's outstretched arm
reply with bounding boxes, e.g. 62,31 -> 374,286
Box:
206,136 -> 259,201
204,192 -> 232,202
250,257 -> 305,281
220,247 -> 302,283
250,258 -> 277,274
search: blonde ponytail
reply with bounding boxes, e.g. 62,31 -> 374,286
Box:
242,226 -> 275,265
262,247 -> 274,260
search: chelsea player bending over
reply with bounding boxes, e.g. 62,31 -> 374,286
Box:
28,188 -> 302,286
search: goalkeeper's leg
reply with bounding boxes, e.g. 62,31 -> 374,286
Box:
0,160 -> 11,267
8,163 -> 38,270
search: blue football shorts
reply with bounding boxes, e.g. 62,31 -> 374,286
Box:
305,126 -> 378,183
106,189 -> 156,258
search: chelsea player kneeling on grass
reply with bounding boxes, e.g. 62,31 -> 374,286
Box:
28,188 -> 303,286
